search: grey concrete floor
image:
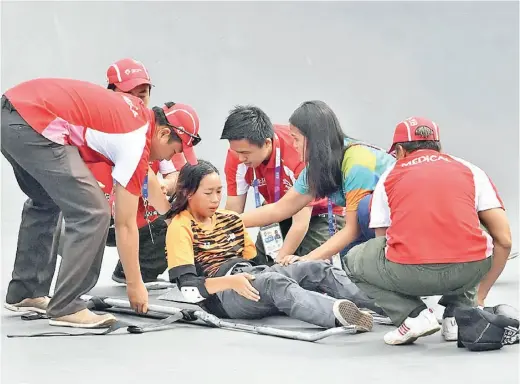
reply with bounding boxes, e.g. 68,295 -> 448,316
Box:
1,1 -> 519,383
1,245 -> 519,384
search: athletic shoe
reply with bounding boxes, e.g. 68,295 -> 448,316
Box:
112,267 -> 159,284
441,317 -> 458,341
384,308 -> 441,345
49,308 -> 117,328
333,299 -> 374,332
4,296 -> 50,314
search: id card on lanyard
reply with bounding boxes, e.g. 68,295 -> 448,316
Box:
254,142 -> 284,260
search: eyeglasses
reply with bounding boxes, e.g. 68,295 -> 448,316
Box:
169,124 -> 202,146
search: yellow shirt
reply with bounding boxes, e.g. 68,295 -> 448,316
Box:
166,209 -> 257,278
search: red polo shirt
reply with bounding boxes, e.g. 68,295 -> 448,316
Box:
225,125 -> 343,216
5,78 -> 151,196
369,150 -> 504,264
89,161 -> 170,229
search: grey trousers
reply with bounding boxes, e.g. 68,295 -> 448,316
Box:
216,260 -> 375,328
1,96 -> 111,317
343,236 -> 493,325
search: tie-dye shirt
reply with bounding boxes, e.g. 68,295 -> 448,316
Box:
293,138 -> 396,212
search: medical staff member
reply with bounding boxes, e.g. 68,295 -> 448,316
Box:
241,100 -> 395,263
102,58 -> 199,283
344,117 -> 512,345
2,78 -> 199,328
221,105 -> 345,265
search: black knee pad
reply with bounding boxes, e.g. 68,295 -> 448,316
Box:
455,307 -> 519,351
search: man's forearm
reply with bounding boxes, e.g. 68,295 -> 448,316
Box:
116,224 -> 142,284
278,224 -> 309,257
306,222 -> 360,261
478,243 -> 511,301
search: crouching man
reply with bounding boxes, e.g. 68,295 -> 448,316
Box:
1,78 -> 196,327
343,117 -> 512,345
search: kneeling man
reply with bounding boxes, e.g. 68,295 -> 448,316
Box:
344,117 -> 512,345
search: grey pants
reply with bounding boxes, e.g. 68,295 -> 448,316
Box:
343,236 -> 493,325
216,260 -> 374,328
1,96 -> 111,317
255,214 -> 346,265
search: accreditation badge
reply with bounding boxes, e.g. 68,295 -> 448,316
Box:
259,223 -> 284,260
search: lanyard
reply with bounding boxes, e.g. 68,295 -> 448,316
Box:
252,140 -> 281,208
142,174 -> 155,243
327,198 -> 337,238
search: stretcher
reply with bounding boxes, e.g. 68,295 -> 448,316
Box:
7,295 -> 362,342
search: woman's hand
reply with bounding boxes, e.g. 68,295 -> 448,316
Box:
229,273 -> 260,302
277,254 -> 308,266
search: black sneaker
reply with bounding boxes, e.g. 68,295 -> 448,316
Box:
111,264 -> 160,284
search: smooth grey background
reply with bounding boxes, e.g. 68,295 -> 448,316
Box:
1,1 -> 519,384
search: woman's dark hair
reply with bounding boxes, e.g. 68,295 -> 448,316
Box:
170,160 -> 220,217
289,100 -> 347,198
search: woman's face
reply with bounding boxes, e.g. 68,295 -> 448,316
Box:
289,124 -> 306,162
188,172 -> 222,218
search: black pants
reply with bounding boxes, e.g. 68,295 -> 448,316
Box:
111,219 -> 168,280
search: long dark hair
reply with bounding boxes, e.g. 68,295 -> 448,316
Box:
289,100 -> 347,198
170,160 -> 220,217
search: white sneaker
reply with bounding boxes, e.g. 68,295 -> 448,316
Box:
441,317 -> 458,341
384,308 -> 441,345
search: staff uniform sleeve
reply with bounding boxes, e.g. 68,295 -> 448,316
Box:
225,149 -> 249,196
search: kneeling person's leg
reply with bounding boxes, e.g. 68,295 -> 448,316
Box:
344,237 -> 427,325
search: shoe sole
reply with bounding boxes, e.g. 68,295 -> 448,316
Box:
441,330 -> 458,341
334,300 -> 374,332
386,325 -> 441,345
4,303 -> 46,315
49,316 -> 117,329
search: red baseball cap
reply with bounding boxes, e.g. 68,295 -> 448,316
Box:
162,103 -> 201,165
389,116 -> 440,153
106,58 -> 152,92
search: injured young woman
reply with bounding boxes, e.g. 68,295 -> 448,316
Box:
165,159 -> 389,331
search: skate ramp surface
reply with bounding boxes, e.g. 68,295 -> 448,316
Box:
1,2 -> 518,383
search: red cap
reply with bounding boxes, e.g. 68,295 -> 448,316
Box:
106,58 -> 152,92
163,103 -> 201,165
389,116 -> 440,153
